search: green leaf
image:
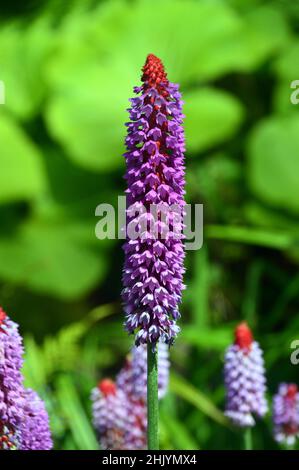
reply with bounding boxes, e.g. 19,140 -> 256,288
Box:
274,40 -> 299,114
0,19 -> 53,119
247,114 -> 299,214
44,1 -> 288,172
190,247 -> 209,329
160,411 -> 199,450
182,326 -> 232,351
170,373 -> 230,427
206,224 -> 294,250
56,375 -> 99,450
45,62 -> 130,172
22,335 -> 46,389
274,40 -> 299,81
228,5 -> 290,71
0,220 -> 106,299
0,113 -> 46,203
184,88 -> 244,153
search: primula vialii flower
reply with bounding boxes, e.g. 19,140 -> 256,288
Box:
273,383 -> 299,446
224,322 -> 268,427
0,307 -> 52,450
20,389 -> 53,450
91,379 -> 127,450
0,308 -> 25,449
91,378 -> 145,450
122,54 -> 186,346
92,342 -> 170,450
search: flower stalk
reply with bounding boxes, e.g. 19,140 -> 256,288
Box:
147,344 -> 159,450
244,427 -> 252,450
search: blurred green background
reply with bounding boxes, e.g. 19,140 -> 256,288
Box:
1,0 -> 299,450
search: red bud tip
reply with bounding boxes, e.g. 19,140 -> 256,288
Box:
142,54 -> 168,90
98,379 -> 116,397
235,322 -> 253,350
0,308 -> 7,325
286,384 -> 298,400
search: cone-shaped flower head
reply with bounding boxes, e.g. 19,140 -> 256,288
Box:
91,379 -> 147,450
0,308 -> 25,449
91,379 -> 129,450
19,389 -> 52,450
116,342 -> 169,400
273,383 -> 299,446
122,54 -> 186,346
224,322 -> 268,427
92,342 -> 170,449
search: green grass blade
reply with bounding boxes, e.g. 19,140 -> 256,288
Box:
170,373 -> 230,428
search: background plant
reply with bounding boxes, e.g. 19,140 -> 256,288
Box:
0,0 -> 299,450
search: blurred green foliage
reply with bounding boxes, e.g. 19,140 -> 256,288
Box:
0,0 -> 299,450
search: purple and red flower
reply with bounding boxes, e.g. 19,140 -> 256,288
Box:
224,322 -> 268,427
273,383 -> 299,446
91,379 -> 128,450
0,307 -> 52,450
91,378 -> 146,450
0,308 -> 25,449
122,54 -> 186,346
92,340 -> 170,450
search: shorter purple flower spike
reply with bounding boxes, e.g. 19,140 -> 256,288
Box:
273,383 -> 299,446
19,389 -> 53,450
224,322 -> 268,427
91,379 -> 128,450
116,342 -> 169,400
0,308 -> 53,450
92,342 -> 170,450
0,308 -> 25,450
91,379 -> 147,450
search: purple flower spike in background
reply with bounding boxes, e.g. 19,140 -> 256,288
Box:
20,389 -> 53,450
224,322 -> 268,427
273,383 -> 299,446
91,379 -> 128,450
122,54 -> 186,346
0,308 -> 25,450
0,307 -> 53,450
116,342 -> 169,400
91,378 -> 147,450
131,342 -> 169,400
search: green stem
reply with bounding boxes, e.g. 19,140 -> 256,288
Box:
244,427 -> 252,450
147,343 -> 159,450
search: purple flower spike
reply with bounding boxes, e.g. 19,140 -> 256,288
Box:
92,342 -> 170,450
122,54 -> 186,346
20,389 -> 53,450
92,379 -> 147,450
91,379 -> 128,450
224,322 -> 268,427
116,342 -> 169,400
0,308 -> 25,449
273,383 -> 299,446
